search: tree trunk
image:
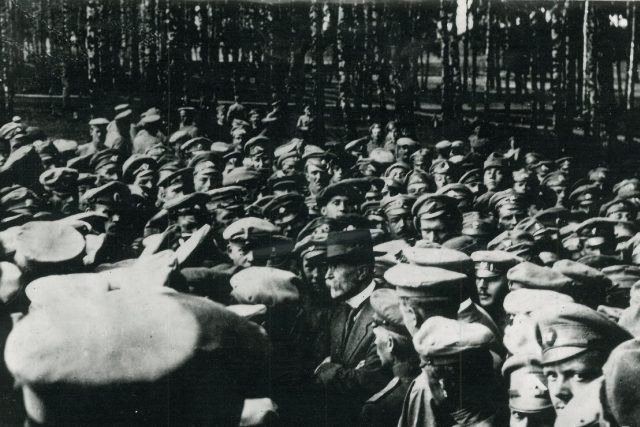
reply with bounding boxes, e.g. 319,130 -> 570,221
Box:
551,0 -> 567,138
582,0 -> 596,137
627,1 -> 637,110
484,0 -> 492,115
87,0 -> 100,116
310,0 -> 325,145
471,0 -> 478,112
440,0 -> 453,134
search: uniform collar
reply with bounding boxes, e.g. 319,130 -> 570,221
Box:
345,280 -> 375,309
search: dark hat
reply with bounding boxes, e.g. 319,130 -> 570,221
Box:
39,167 -> 79,192
483,152 -> 507,170
244,135 -> 271,156
296,216 -> 338,242
577,254 -> 621,270
507,262 -> 574,292
121,155 -> 157,183
267,173 -> 305,193
325,229 -> 381,263
461,211 -> 495,237
370,288 -> 410,336
502,354 -> 553,413
552,259 -> 611,290
262,193 -> 306,224
534,301 -> 632,365
222,166 -> 262,186
316,181 -> 364,207
385,263 -> 467,301
412,316 -> 494,364
188,151 -> 219,176
157,167 -> 193,188
293,233 -> 327,260
180,137 -> 212,155
163,192 -> 209,216
458,168 -> 482,185
568,183 -> 600,205
89,149 -> 120,172
471,250 -> 520,278
600,197 -> 637,217
207,186 -> 244,209
429,159 -> 453,175
33,140 -> 59,161
246,196 -> 274,217
230,267 -> 300,306
380,194 -> 415,216
533,207 -> 570,228
412,193 -> 458,219
81,181 -> 131,206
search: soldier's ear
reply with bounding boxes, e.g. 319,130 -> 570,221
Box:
320,206 -> 327,216
386,335 -> 395,352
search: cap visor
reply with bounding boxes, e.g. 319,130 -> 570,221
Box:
542,346 -> 589,365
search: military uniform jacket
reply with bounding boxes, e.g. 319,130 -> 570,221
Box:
132,130 -> 162,155
398,372 -> 498,427
359,361 -> 419,427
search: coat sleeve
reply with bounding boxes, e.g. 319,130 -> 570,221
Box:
314,337 -> 390,398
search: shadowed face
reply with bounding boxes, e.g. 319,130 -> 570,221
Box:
543,350 -> 605,414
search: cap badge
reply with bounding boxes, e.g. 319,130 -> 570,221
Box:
543,328 -> 557,347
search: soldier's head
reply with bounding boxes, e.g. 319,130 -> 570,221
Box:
370,289 -> 416,367
413,194 -> 461,244
535,302 -> 631,413
88,118 -> 109,145
39,167 -> 79,216
385,264 -> 467,335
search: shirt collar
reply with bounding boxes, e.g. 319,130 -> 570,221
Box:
345,280 -> 376,309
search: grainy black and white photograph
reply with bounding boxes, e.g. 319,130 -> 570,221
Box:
0,0 -> 639,426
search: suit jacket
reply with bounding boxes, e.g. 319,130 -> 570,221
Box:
314,291 -> 392,426
359,361 -> 419,427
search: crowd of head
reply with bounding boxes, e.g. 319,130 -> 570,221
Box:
0,99 -> 639,426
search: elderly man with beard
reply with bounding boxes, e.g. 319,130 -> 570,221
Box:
39,167 -> 80,217
314,230 -> 392,427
